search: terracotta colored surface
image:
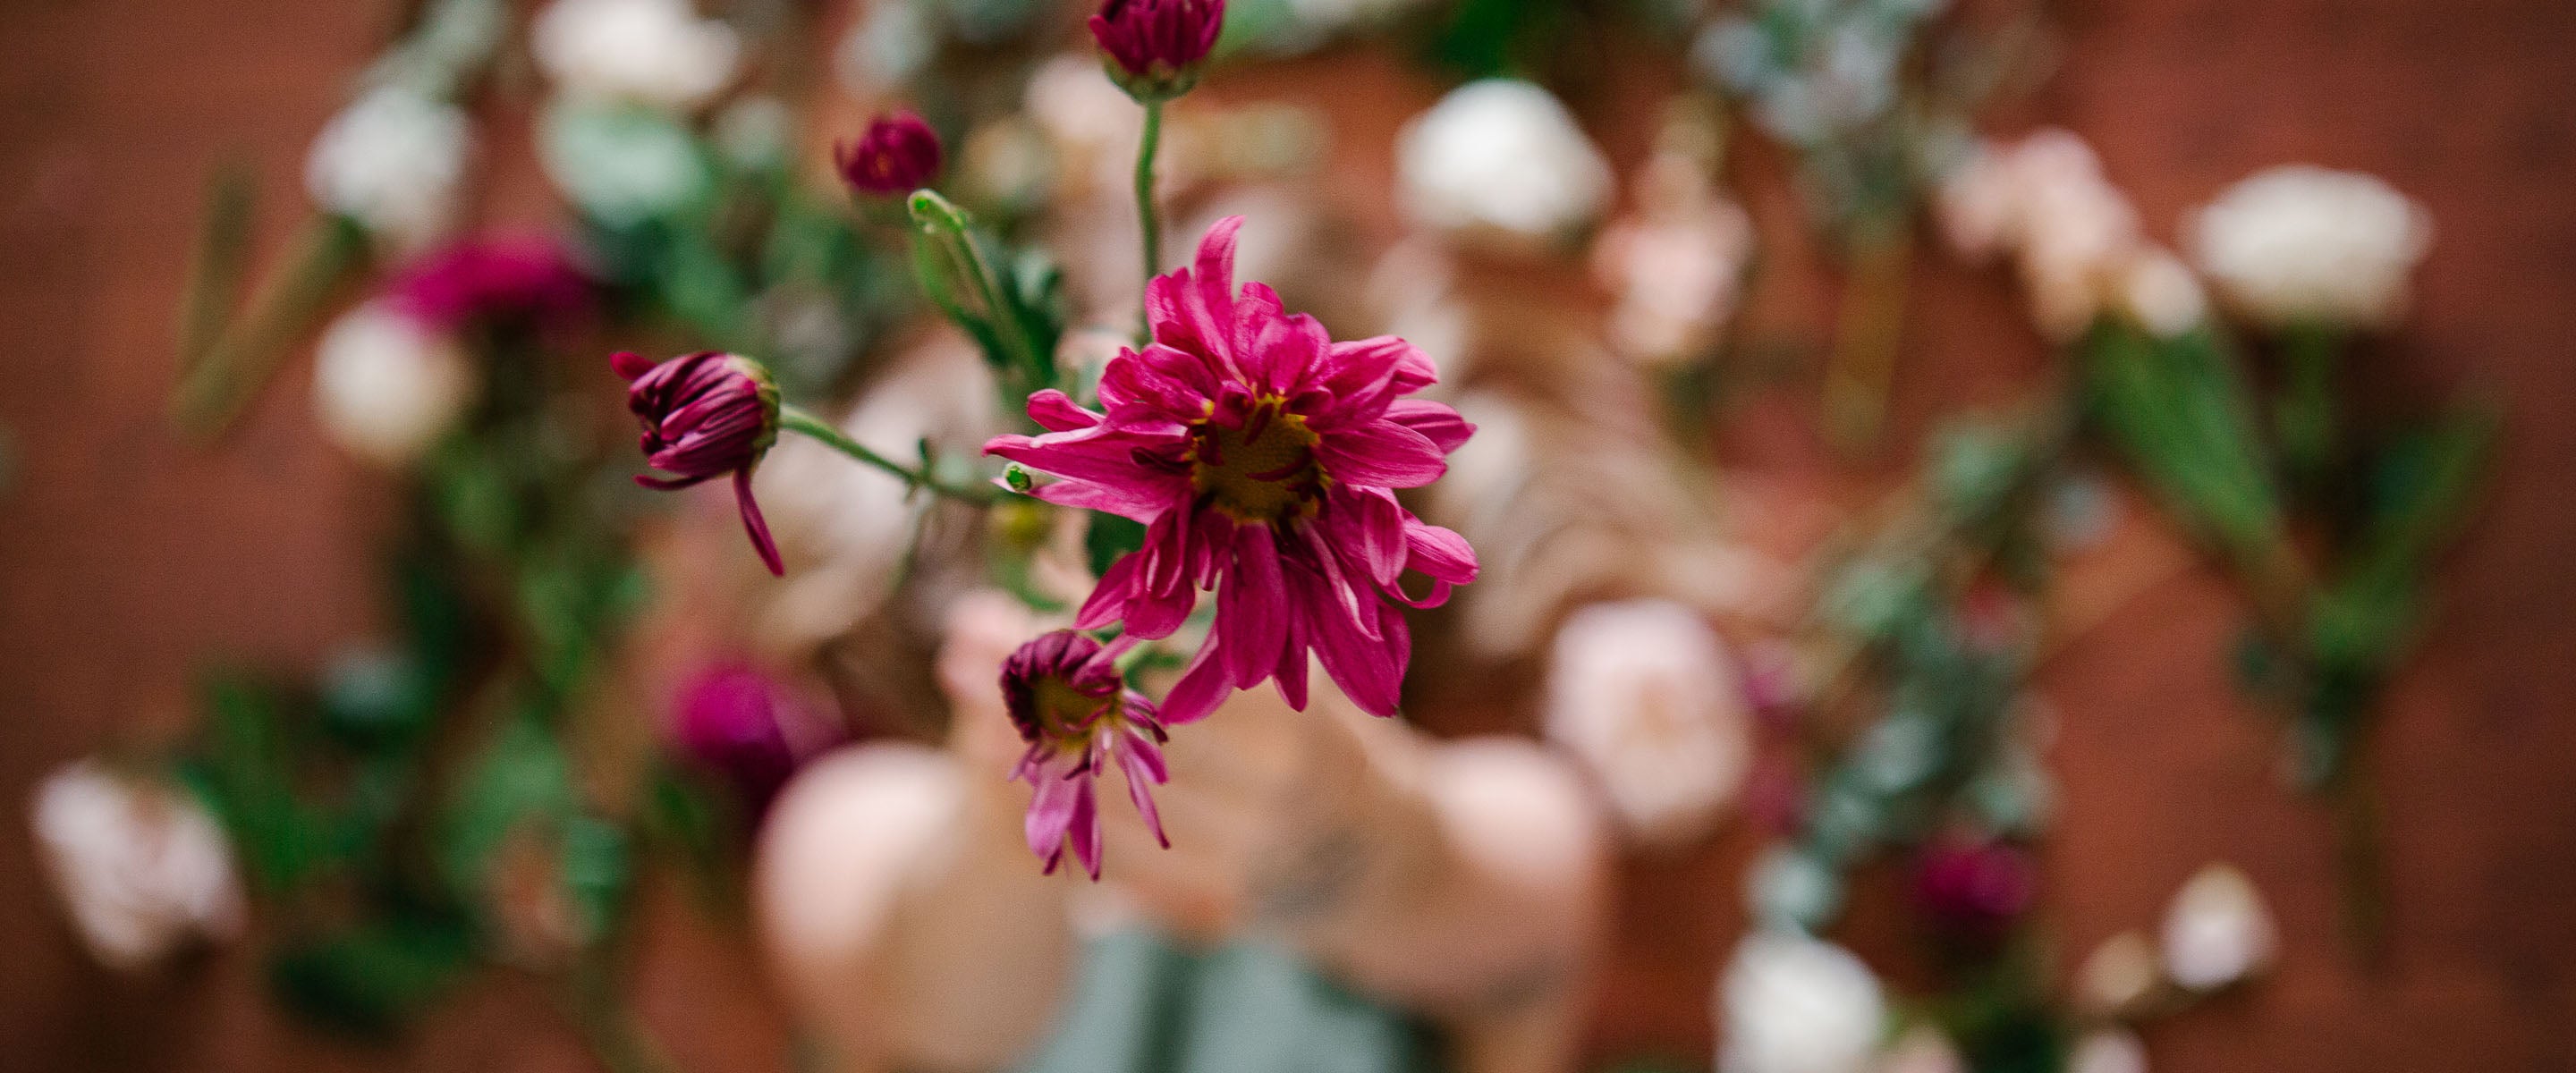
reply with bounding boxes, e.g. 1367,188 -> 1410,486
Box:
2,1 -> 2572,1071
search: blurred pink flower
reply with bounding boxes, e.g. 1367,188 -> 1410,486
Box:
388,233 -> 592,332
672,663 -> 839,818
1911,837 -> 2037,937
1003,630 -> 1169,879
615,350 -> 785,574
834,112 -> 943,198
985,216 -> 1478,724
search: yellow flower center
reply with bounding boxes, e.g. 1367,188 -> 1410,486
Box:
1030,678 -> 1114,741
1191,397 -> 1325,522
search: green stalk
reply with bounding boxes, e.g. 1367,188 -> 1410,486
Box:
1132,97 -> 1165,346
780,405 -> 996,505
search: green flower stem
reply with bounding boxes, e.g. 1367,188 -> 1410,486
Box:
780,405 -> 997,505
172,213 -> 369,440
1132,97 -> 1165,346
2277,323 -> 2342,492
907,190 -> 1046,393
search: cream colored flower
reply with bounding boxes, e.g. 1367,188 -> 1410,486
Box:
1546,600 -> 1753,848
32,760 -> 245,971
533,0 -> 741,111
312,301 -> 477,468
2074,929 -> 2160,1017
2066,1029 -> 2149,1073
2187,165 -> 2432,329
1717,930 -> 1888,1073
1397,80 -> 1612,253
2159,862 -> 2277,990
305,85 -> 470,250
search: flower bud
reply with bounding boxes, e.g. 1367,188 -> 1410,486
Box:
834,112 -> 944,199
672,663 -> 841,821
614,350 -> 785,574
1087,0 -> 1224,102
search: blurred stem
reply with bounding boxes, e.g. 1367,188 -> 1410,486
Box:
171,214 -> 369,440
2276,324 -> 2342,496
2331,738 -> 2387,965
907,190 -> 1046,394
564,959 -> 678,1073
175,164 -> 258,375
1824,223 -> 1912,454
780,405 -> 996,505
1132,97 -> 1165,346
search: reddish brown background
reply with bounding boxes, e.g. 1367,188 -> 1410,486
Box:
3,0 -> 2573,1070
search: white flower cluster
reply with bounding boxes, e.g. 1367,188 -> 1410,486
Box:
304,85 -> 471,251
533,0 -> 741,112
1396,80 -> 1612,255
310,301 -> 479,469
2187,165 -> 2432,330
32,761 -> 245,971
2075,861 -> 2279,1020
1936,130 -> 2206,342
1546,600 -> 1753,849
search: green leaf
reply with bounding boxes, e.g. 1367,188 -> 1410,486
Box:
1086,511 -> 1150,579
268,915 -> 475,1038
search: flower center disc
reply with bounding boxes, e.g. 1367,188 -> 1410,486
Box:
1191,400 -> 1324,522
1029,678 -> 1111,740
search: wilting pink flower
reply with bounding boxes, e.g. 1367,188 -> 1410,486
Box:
833,112 -> 943,198
1911,838 -> 2036,937
1002,631 -> 1169,879
1087,0 -> 1224,101
388,233 -> 592,332
671,663 -> 839,820
614,350 -> 785,575
985,216 -> 1478,724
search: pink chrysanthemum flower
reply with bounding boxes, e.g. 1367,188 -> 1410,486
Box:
1002,631 -> 1169,879
985,216 -> 1479,724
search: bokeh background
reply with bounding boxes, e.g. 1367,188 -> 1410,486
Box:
2,0 -> 2573,1070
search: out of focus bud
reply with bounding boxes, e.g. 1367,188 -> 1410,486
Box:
835,112 -> 945,198
2159,862 -> 2276,991
672,663 -> 840,820
2074,929 -> 2160,1018
1087,0 -> 1224,102
31,760 -> 245,971
1910,837 -> 2036,938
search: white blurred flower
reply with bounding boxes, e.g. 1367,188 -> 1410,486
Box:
2187,165 -> 2432,330
533,0 -> 741,111
1717,930 -> 1887,1073
32,760 -> 245,971
2066,1029 -> 2149,1073
1397,80 -> 1612,253
2074,929 -> 2159,1017
1546,600 -> 1752,848
305,85 -> 470,250
2159,863 -> 2276,991
312,301 -> 477,468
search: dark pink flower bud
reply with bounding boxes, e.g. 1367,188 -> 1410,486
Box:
388,233 -> 593,332
1087,0 -> 1224,102
1912,838 -> 2037,937
833,112 -> 943,199
1002,631 -> 1169,880
670,663 -> 840,821
614,351 -> 784,575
